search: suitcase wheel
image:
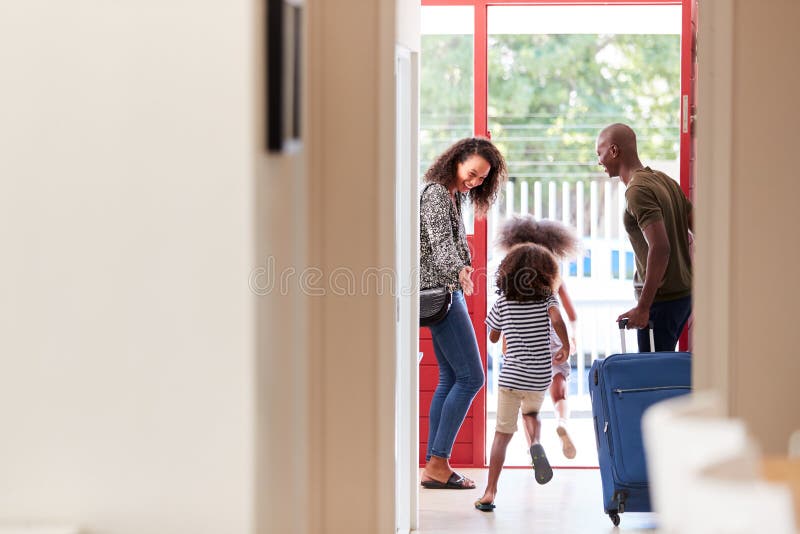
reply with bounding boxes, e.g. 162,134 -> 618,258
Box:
609,512 -> 620,526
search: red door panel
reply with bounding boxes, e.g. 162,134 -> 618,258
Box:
416,1 -> 487,469
679,0 -> 697,351
419,365 -> 440,390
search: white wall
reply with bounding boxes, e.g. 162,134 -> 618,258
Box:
0,0 -> 415,532
0,2 -> 255,533
397,0 -> 421,51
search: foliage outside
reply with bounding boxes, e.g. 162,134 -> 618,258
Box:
420,33 -> 681,186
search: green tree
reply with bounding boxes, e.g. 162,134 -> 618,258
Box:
419,34 -> 475,174
420,33 -> 681,185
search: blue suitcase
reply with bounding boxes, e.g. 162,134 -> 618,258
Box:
589,321 -> 691,526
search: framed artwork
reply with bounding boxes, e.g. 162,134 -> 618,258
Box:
267,0 -> 303,152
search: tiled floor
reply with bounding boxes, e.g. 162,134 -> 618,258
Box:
418,468 -> 658,534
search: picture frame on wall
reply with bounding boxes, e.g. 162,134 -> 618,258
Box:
267,0 -> 303,152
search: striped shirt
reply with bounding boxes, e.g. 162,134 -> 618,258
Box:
486,294 -> 558,392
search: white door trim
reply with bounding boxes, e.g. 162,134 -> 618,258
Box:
394,44 -> 420,533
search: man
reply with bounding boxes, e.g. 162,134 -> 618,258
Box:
596,123 -> 693,351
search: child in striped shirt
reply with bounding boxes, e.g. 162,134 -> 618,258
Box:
496,215 -> 582,460
475,243 -> 569,512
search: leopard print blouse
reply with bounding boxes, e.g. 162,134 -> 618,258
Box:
419,182 -> 471,291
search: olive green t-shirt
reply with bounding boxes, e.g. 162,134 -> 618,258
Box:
623,167 -> 692,302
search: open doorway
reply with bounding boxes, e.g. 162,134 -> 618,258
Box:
483,4 -> 683,467
420,0 -> 687,469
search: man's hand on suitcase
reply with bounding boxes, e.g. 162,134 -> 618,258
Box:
618,305 -> 650,329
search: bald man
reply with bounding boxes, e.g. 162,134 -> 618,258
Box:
596,123 -> 693,352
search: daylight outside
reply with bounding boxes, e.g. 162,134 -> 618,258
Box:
420,4 -> 682,466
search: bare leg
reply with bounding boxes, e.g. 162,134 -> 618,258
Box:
522,411 -> 541,445
521,409 -> 540,449
478,431 -> 513,505
551,372 -> 569,423
523,411 -> 553,483
550,373 -> 576,459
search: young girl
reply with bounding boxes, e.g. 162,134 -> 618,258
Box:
475,243 -> 569,512
496,215 -> 581,460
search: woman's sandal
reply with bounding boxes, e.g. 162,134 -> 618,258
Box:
420,472 -> 475,490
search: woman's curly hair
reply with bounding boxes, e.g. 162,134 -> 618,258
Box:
496,215 -> 581,260
495,243 -> 560,302
423,137 -> 508,217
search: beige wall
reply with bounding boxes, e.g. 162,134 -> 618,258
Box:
0,2 -> 256,533
305,0 -> 397,531
254,150 -> 311,533
694,0 -> 800,454
0,0 -> 402,532
22,0 -> 800,529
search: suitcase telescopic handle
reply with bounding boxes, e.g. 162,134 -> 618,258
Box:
617,319 -> 655,353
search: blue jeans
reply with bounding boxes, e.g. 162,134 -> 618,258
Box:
637,295 -> 692,352
426,291 -> 485,460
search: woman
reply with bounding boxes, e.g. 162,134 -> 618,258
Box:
419,137 -> 507,489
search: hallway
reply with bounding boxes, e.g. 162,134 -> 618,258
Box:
418,468 -> 658,534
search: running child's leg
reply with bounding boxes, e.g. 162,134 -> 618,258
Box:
523,410 -> 553,484
477,387 -> 519,508
477,431 -> 513,507
551,364 -> 576,459
522,410 -> 541,444
521,390 -> 552,484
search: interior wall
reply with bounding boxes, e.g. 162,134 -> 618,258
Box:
305,0 -> 398,532
0,2 -> 256,533
727,0 -> 800,454
250,0 -> 315,529
694,0 -> 800,454
254,145 -> 310,534
693,0 -> 732,398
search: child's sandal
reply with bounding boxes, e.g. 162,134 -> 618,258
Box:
474,500 -> 496,512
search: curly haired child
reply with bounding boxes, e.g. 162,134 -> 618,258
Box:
496,215 -> 582,460
475,243 -> 569,512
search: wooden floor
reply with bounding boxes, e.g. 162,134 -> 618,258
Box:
418,468 -> 659,534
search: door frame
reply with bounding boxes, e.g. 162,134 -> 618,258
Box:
420,0 -> 693,468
